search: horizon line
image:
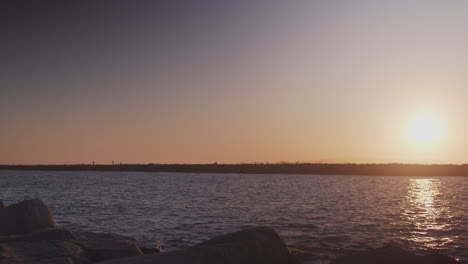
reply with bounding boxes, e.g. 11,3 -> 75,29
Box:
2,162 -> 468,166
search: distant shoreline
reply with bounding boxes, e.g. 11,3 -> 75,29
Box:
1,163 -> 468,176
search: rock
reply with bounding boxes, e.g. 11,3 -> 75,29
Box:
18,257 -> 75,264
0,228 -> 143,263
31,228 -> 76,241
0,228 -> 76,243
72,232 -> 143,262
72,231 -> 136,243
0,201 -> 5,209
330,245 -> 459,264
98,226 -> 301,264
0,199 -> 54,235
0,240 -> 89,264
140,246 -> 160,255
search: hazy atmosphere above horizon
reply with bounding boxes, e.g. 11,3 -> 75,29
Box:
2,0 -> 468,165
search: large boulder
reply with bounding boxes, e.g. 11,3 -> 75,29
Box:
0,199 -> 54,235
99,226 -> 301,264
0,240 -> 89,264
0,228 -> 76,243
330,245 -> 459,264
0,229 -> 144,264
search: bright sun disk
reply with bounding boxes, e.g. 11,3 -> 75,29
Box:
409,115 -> 441,144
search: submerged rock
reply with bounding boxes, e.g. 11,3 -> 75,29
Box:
72,231 -> 143,262
99,226 -> 301,264
139,246 -> 161,255
0,199 -> 54,235
330,245 -> 459,264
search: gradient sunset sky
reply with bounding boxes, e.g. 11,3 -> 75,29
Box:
2,1 -> 468,165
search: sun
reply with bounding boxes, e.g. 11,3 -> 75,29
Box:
408,115 -> 441,144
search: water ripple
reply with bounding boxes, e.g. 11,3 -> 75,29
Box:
0,171 -> 466,263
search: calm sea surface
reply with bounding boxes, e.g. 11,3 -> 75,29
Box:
0,171 -> 466,263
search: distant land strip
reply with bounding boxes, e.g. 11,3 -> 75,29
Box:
1,163 -> 468,176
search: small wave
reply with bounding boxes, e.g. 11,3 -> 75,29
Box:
282,223 -> 319,229
319,235 -> 350,243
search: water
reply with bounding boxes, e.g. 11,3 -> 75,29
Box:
0,171 -> 466,263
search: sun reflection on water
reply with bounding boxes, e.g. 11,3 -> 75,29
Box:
401,178 -> 455,249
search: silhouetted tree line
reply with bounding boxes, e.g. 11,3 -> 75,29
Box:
1,163 -> 468,176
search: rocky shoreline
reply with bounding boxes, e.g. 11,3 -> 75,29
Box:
0,199 -> 461,264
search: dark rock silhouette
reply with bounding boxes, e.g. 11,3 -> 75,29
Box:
0,240 -> 87,264
99,226 -> 301,264
0,201 -> 5,209
0,228 -> 76,243
330,245 -> 459,264
0,229 -> 143,264
0,200 -> 144,263
0,199 -> 54,235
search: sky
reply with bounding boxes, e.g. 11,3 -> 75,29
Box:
2,0 -> 468,165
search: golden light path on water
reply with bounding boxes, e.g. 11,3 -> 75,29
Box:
401,178 -> 455,249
